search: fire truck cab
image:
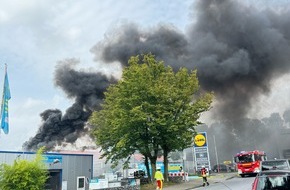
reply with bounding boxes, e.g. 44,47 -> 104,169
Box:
234,150 -> 267,177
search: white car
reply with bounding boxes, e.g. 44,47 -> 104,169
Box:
260,159 -> 290,171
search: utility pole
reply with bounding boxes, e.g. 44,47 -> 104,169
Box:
182,150 -> 184,169
213,135 -> 219,173
191,146 -> 195,174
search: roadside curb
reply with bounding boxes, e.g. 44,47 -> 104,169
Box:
185,185 -> 203,190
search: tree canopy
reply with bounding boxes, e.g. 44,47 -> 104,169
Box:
90,54 -> 213,176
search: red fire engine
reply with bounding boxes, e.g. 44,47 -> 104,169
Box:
234,150 -> 267,177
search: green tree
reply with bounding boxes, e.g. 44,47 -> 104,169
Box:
0,147 -> 48,190
90,54 -> 213,181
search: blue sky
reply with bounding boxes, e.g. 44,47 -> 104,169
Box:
0,0 -> 290,151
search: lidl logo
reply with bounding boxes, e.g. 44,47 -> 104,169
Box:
194,133 -> 207,147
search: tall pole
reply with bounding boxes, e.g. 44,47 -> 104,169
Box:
182,149 -> 186,171
213,135 -> 219,173
191,146 -> 195,174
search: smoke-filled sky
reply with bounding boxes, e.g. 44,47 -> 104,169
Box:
1,0 -> 290,151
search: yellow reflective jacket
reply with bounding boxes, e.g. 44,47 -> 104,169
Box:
154,170 -> 164,180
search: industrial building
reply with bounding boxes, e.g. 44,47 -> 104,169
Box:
0,150 -> 93,190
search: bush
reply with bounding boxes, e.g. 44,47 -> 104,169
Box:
0,148 -> 48,190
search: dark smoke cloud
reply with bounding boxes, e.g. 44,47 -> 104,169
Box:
24,0 -> 290,151
198,111 -> 290,163
91,0 -> 290,121
92,23 -> 189,67
23,59 -> 117,151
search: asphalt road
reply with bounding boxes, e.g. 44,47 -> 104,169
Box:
191,176 -> 255,190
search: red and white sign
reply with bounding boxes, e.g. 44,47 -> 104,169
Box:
168,172 -> 189,181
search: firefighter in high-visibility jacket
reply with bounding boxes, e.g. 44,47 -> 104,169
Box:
201,165 -> 209,186
154,167 -> 164,190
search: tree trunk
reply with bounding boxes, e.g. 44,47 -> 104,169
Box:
149,156 -> 157,182
163,150 -> 169,182
144,155 -> 151,182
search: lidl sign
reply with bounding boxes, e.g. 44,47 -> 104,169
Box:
194,132 -> 207,147
193,132 -> 210,171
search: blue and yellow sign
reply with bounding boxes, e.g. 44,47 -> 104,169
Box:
44,155 -> 62,164
193,132 -> 210,171
194,132 -> 207,147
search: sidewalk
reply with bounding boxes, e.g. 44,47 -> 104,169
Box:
162,172 -> 237,190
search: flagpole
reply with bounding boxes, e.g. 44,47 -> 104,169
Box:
0,64 -> 5,135
0,64 -> 11,134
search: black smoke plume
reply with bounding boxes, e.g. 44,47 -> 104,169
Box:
23,59 -> 117,151
24,0 -> 290,151
92,0 -> 290,121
